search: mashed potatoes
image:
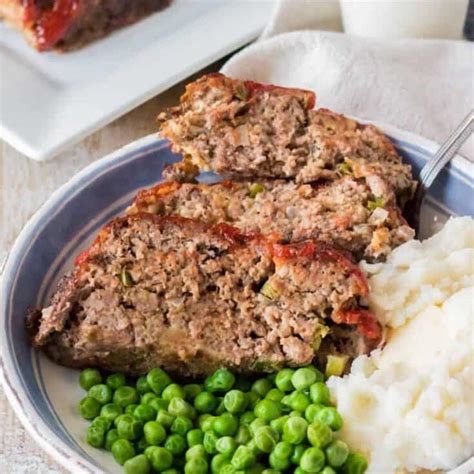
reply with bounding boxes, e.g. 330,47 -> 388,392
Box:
327,217 -> 474,473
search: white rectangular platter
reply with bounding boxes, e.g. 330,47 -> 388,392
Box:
0,0 -> 273,161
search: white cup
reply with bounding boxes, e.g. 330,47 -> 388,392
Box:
340,0 -> 469,40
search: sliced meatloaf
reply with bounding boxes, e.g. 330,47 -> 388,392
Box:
0,0 -> 170,51
128,177 -> 414,261
28,214 -> 381,377
158,73 -> 416,204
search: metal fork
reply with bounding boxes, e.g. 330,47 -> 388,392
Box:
406,109 -> 474,234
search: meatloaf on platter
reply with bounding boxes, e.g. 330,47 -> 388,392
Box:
28,214 -> 381,377
0,0 -> 170,51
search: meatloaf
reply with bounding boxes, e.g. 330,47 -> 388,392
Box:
128,177 -> 414,261
0,0 -> 170,51
28,214 -> 381,377
158,73 -> 416,204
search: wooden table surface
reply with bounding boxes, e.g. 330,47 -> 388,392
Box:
0,62 -> 223,474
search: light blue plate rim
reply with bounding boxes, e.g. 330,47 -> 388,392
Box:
0,125 -> 473,474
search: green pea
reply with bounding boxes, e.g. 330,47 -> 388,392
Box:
136,376 -> 151,394
307,420 -> 333,448
247,391 -> 261,409
326,440 -> 349,467
112,439 -> 136,465
300,446 -> 325,472
316,407 -> 344,431
106,373 -> 126,390
203,430 -> 219,454
79,396 -> 101,420
113,386 -> 139,408
136,436 -> 150,454
289,392 -> 311,412
291,444 -> 307,465
216,436 -> 237,458
141,392 -> 157,405
187,428 -> 204,447
294,468 -> 309,474
194,391 -> 218,413
254,426 -> 279,453
269,451 -> 291,470
133,404 -> 156,423
198,413 -> 215,432
249,417 -> 267,436
254,399 -> 282,421
86,424 -> 105,448
146,446 -> 173,471
309,382 -> 331,405
305,403 -> 324,423
161,470 -> 179,474
273,440 -> 293,459
262,470 -> 280,474
291,368 -> 317,391
146,368 -> 172,395
149,397 -> 169,413
275,368 -> 295,392
100,403 -> 122,423
231,445 -> 256,469
282,416 -> 308,444
168,398 -> 196,419
251,378 -> 273,397
213,413 -> 238,436
143,421 -> 166,445
125,404 -> 139,416
184,458 -> 208,474
211,453 -> 229,473
117,415 -> 143,441
240,411 -> 257,426
91,415 -> 112,432
224,390 -> 248,414
269,415 -> 289,434
105,429 -> 120,451
162,383 -> 186,401
204,368 -> 235,393
247,464 -> 266,474
186,444 -> 207,461
320,467 -> 337,474
124,454 -> 151,474
164,434 -> 187,455
219,464 -> 240,474
266,388 -> 284,402
171,415 -> 193,436
79,368 -> 102,391
246,439 -> 261,456
183,383 -> 203,400
342,452 -> 369,474
235,425 -> 251,445
85,383 -> 108,411
156,410 -> 175,428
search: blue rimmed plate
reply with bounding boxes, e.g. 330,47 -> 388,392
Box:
1,125 -> 473,473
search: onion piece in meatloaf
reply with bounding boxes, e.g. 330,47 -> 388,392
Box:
127,177 -> 414,261
0,0 -> 170,52
28,214 -> 382,377
157,73 -> 416,205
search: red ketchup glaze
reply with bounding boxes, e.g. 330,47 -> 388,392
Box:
334,309 -> 382,341
244,80 -> 316,110
74,248 -> 90,266
270,242 -> 369,297
23,0 -> 81,51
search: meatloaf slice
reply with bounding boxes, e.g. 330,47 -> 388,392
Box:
157,73 -> 416,204
0,0 -> 170,51
28,214 -> 381,377
128,177 -> 414,261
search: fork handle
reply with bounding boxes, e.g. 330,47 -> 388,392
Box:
419,110 -> 474,188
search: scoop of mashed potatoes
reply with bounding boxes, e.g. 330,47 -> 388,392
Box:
327,217 -> 474,473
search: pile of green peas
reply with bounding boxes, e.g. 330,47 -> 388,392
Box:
78,365 -> 368,473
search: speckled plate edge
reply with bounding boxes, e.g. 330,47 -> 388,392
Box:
0,125 -> 472,473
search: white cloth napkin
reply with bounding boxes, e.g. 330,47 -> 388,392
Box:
222,0 -> 474,159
